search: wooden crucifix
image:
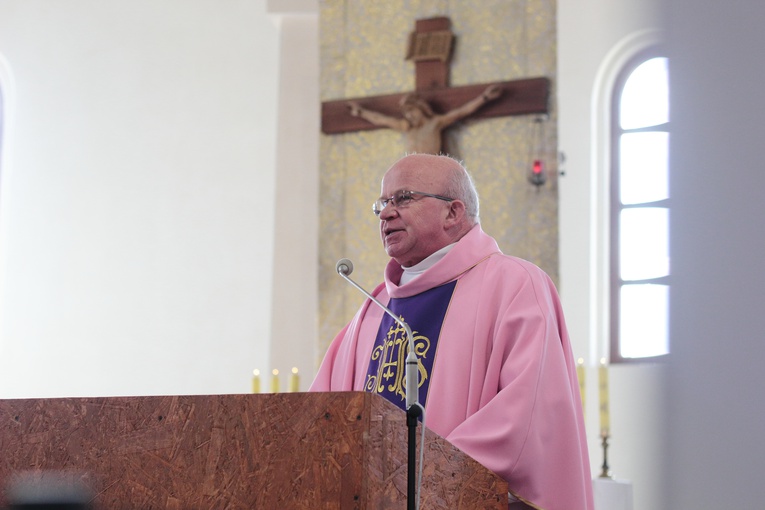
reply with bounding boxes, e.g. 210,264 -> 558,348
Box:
321,17 -> 550,155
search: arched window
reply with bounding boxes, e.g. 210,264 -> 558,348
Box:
610,50 -> 670,362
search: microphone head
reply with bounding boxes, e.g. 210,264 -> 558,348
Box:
336,258 -> 354,276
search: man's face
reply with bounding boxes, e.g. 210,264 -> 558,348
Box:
377,157 -> 453,267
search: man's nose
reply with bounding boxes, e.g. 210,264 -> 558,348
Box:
379,202 -> 398,219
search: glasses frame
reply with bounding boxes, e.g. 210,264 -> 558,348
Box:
372,190 -> 455,217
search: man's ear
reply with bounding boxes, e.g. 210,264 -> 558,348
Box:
444,199 -> 467,228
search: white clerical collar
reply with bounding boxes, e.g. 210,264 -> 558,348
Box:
399,243 -> 456,285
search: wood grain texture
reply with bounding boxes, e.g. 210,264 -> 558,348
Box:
1,392 -> 507,509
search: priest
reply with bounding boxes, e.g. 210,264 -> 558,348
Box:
310,153 -> 593,510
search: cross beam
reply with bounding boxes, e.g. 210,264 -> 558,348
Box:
321,77 -> 549,134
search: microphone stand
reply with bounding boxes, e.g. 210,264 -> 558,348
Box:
406,402 -> 423,510
336,260 -> 421,510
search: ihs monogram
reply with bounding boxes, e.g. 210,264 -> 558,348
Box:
365,320 -> 430,402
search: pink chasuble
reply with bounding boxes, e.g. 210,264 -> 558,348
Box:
310,225 -> 594,510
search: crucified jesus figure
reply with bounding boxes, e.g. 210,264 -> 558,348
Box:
347,84 -> 502,154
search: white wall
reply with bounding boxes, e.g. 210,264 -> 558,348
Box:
267,0 -> 320,390
665,0 -> 765,507
0,0 -> 280,397
557,0 -> 666,508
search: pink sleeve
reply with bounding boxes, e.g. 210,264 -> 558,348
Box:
309,285 -> 385,392
309,321 -> 354,391
444,270 -> 593,510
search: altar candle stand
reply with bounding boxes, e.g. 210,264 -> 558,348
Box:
593,359 -> 634,509
599,358 -> 612,478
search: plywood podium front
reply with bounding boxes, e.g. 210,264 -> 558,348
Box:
0,392 -> 508,509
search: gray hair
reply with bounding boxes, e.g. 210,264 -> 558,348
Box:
441,156 -> 480,224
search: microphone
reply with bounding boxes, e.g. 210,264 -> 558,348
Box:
335,258 -> 420,410
337,259 -> 426,510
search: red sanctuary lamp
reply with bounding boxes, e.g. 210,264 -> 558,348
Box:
528,115 -> 547,187
530,158 -> 545,186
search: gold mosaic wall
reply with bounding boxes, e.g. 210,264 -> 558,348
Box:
318,0 -> 558,362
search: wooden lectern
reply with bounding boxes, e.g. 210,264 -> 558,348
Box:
0,392 -> 508,509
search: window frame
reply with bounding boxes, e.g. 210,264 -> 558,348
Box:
609,47 -> 670,364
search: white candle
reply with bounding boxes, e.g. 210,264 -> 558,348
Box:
271,369 -> 280,393
576,358 -> 585,415
251,369 -> 260,394
599,358 -> 610,437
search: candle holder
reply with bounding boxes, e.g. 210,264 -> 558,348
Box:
599,432 -> 613,478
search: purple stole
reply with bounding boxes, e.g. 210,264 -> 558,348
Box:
363,280 -> 457,412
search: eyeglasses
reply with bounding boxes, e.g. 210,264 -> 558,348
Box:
372,190 -> 455,217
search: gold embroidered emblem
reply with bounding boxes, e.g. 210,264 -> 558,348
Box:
364,319 -> 430,401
